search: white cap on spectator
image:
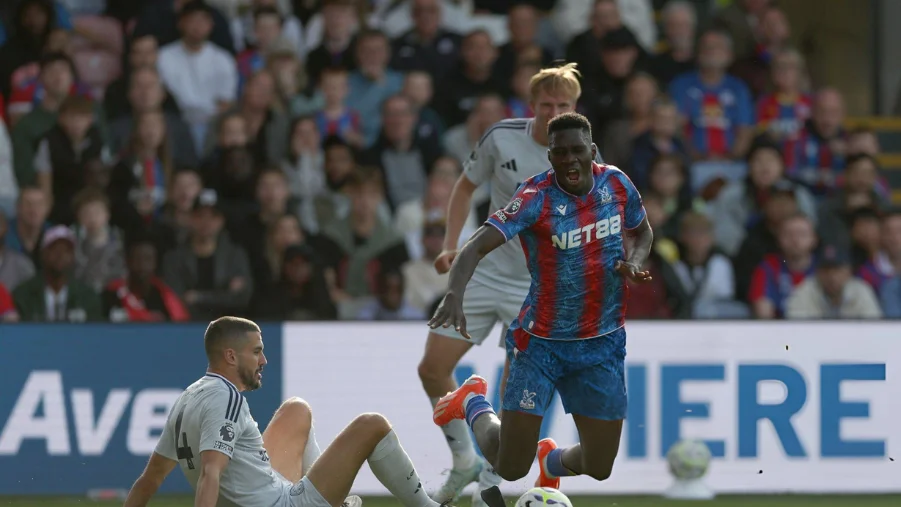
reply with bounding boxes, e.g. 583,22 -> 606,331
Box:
41,225 -> 76,250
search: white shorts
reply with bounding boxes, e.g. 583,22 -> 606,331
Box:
286,476 -> 330,507
430,276 -> 528,347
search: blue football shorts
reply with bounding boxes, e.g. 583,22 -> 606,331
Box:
501,322 -> 627,420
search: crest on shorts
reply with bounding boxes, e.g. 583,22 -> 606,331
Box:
519,390 -> 536,410
290,481 -> 306,496
505,197 -> 523,215
219,423 -> 235,442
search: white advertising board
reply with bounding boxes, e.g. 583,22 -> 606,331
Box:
282,322 -> 900,496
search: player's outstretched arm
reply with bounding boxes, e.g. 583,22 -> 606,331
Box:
195,450 -> 230,507
429,225 -> 506,338
123,452 -> 177,507
434,174 -> 479,273
615,216 -> 655,283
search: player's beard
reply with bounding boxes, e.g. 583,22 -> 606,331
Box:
239,364 -> 263,391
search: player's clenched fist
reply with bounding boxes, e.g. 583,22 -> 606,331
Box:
433,249 -> 459,274
428,292 -> 470,339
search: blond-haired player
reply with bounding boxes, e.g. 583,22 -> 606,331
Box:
419,63 -> 602,506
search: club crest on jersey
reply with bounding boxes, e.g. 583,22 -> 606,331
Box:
598,186 -> 612,204
505,197 -> 523,215
219,423 -> 235,442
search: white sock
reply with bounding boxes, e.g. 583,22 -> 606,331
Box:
302,422 -> 321,476
368,430 -> 441,507
429,397 -> 478,470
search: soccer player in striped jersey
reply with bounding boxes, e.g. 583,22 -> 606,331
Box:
124,317 -> 445,507
429,112 -> 654,490
419,63 -> 602,506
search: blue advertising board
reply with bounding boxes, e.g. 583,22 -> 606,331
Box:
0,324 -> 283,495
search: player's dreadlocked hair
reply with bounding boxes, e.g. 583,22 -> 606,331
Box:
547,112 -> 592,143
529,62 -> 582,101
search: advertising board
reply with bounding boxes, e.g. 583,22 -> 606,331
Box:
283,321 -> 898,495
0,324 -> 283,495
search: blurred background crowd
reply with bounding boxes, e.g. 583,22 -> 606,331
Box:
0,0 -> 898,324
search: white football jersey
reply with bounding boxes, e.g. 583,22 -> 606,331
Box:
155,373 -> 289,507
464,118 -> 603,289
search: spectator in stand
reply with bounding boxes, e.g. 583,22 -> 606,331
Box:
230,169 -> 302,290
355,266 -> 424,321
104,35 -> 166,121
348,29 -> 405,148
506,61 -> 539,119
362,94 -> 442,211
282,116 -> 324,202
669,28 -> 753,162
0,0 -> 55,99
730,6 -> 791,98
786,243 -> 882,319
755,48 -> 812,146
71,189 -> 126,293
202,111 -> 247,166
318,166 -> 409,303
492,3 -> 552,87
103,236 -> 190,322
304,0 -> 357,85
301,135 -> 354,232
34,95 -> 106,225
847,127 -> 881,157
0,209 -> 36,291
652,1 -> 697,88
710,136 -> 817,257
713,0 -> 772,60
107,67 -> 196,168
401,70 -> 444,139
847,208 -> 882,270
580,27 -> 644,144
817,154 -> 888,250
732,183 -> 801,300
624,241 -> 680,319
236,6 -> 285,91
0,281 -> 18,321
251,243 -> 337,320
630,96 -> 689,190
109,110 -> 173,234
233,0 -> 306,57
315,67 -> 364,148
391,0 -> 461,83
157,1 -> 238,153
565,0 -> 623,81
443,93 -> 506,164
133,0 -> 235,54
402,214 -> 447,315
11,52 -> 77,186
748,212 -> 817,319
208,69 -> 289,166
668,210 -> 744,319
266,42 -> 321,116
82,156 -> 111,192
155,168 -> 203,255
13,225 -> 102,322
600,72 -> 658,169
204,145 -> 259,215
5,186 -> 50,268
0,116 -> 15,215
859,210 -> 901,295
433,29 -> 503,128
786,88 -> 847,196
645,154 -> 693,239
161,189 -> 253,321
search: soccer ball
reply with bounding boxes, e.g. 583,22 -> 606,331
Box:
666,439 -> 712,480
514,487 -> 573,507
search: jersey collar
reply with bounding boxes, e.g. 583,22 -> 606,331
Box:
206,372 -> 238,390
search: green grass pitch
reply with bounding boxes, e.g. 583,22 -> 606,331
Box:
3,495 -> 901,507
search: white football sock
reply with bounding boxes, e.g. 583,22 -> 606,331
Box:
302,421 -> 322,476
368,430 -> 441,507
430,397 -> 478,470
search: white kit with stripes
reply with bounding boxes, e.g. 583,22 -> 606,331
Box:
154,373 -> 295,507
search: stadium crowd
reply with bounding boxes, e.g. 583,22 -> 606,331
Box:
0,0 -> 897,323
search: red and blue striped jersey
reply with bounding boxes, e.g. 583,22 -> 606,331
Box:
668,72 -> 753,158
756,93 -> 812,142
485,163 -> 646,340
